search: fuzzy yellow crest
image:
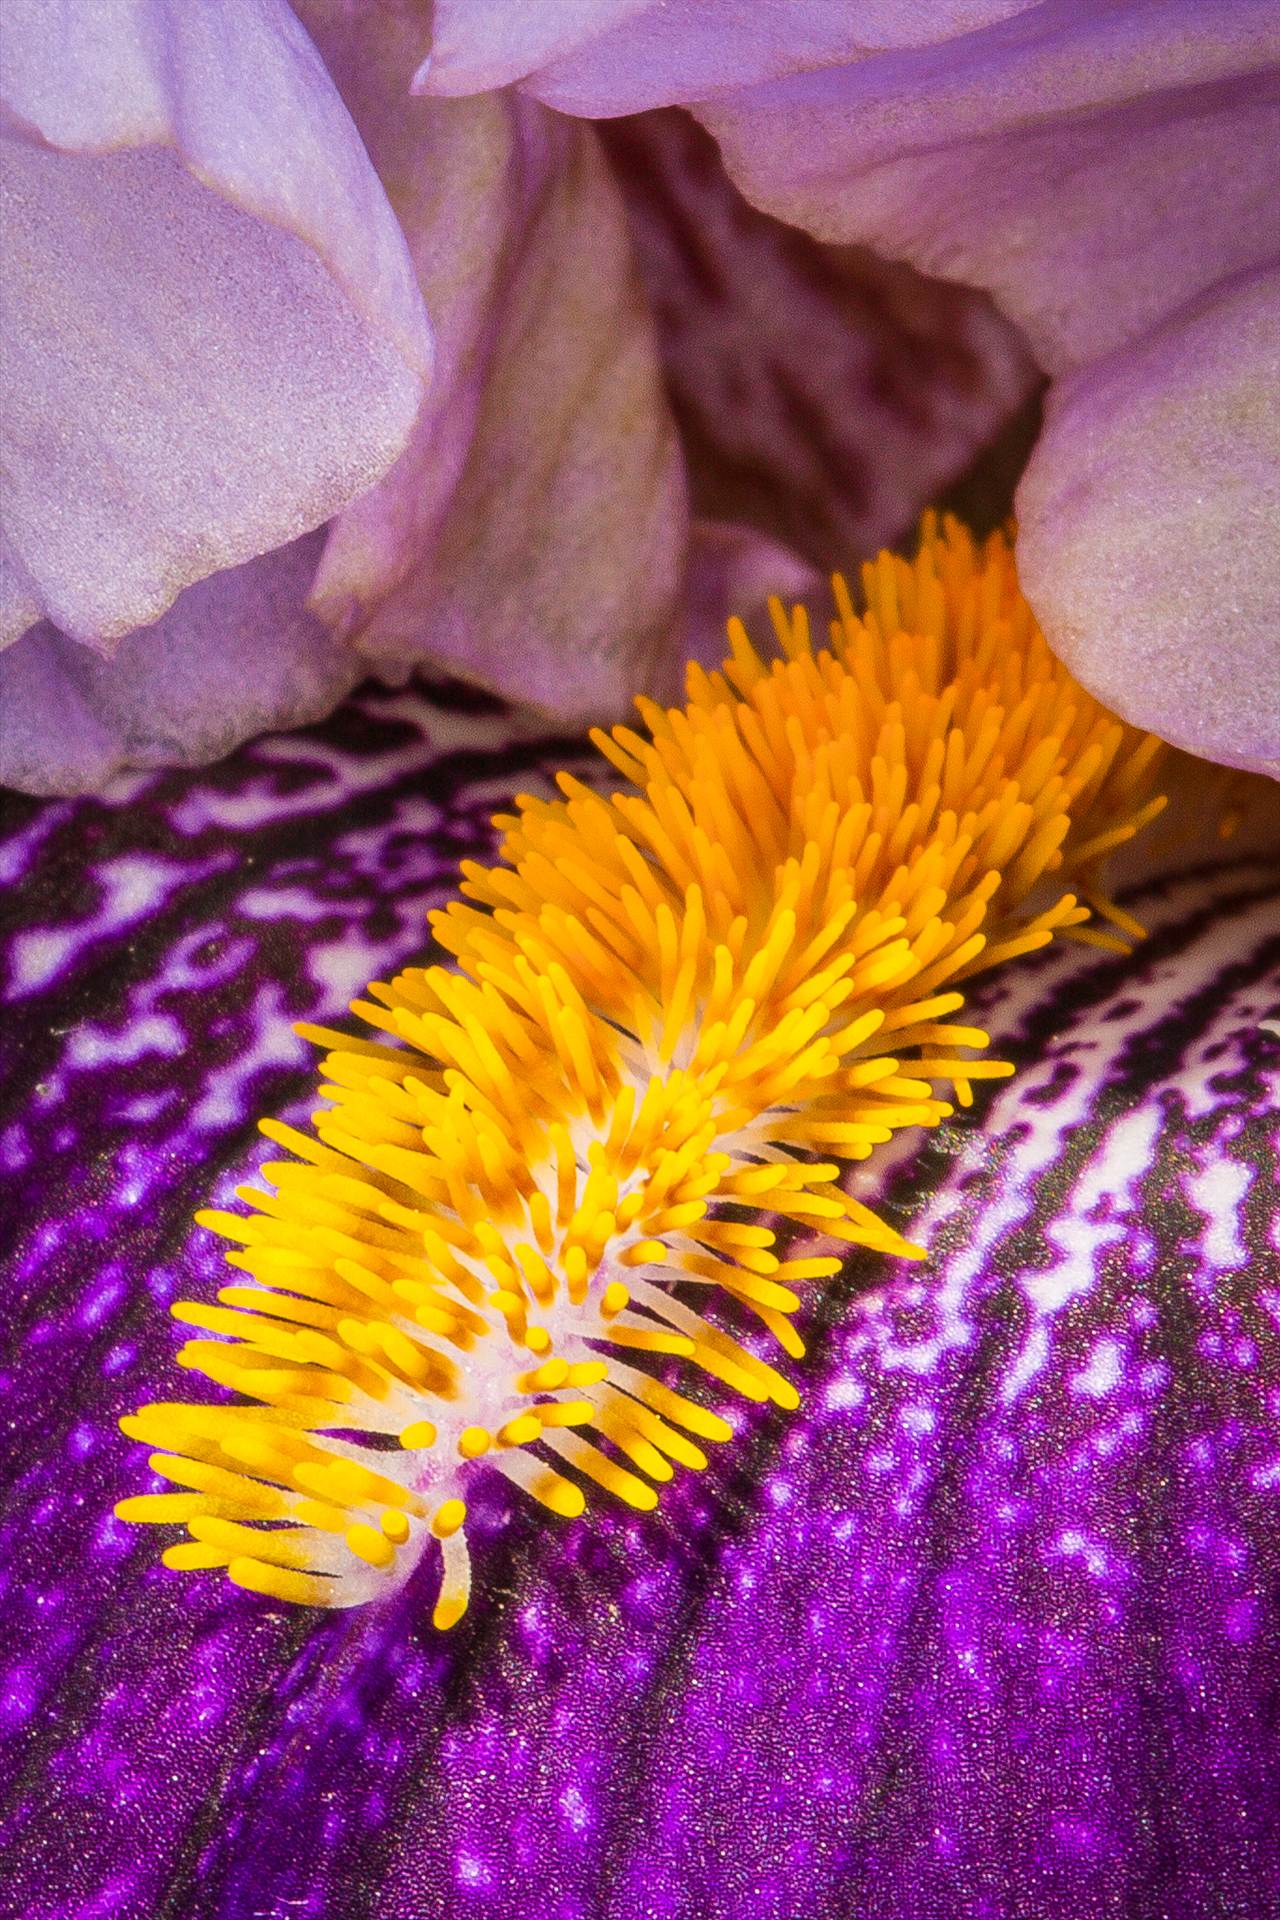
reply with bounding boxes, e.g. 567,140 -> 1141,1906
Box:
116,516 -> 1169,1625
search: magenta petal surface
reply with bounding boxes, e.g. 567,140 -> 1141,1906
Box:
2,684 -> 1278,1919
1016,269 -> 1280,779
0,0 -> 430,649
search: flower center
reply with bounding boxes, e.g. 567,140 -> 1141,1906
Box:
116,514 -> 1174,1627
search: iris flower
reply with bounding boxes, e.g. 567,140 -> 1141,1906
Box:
11,0 -> 1275,791
0,0 -> 1032,793
4,672 -> 1278,1917
1,5 -> 1277,1919
428,0 -> 1280,773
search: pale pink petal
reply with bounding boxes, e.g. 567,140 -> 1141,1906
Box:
700,4 -> 1280,374
0,534 -> 366,797
694,3 -> 1280,779
1016,269 -> 1280,780
418,0 -> 1037,114
418,0 -> 647,98
601,110 -> 1038,571
0,0 -> 430,650
297,5 -> 686,723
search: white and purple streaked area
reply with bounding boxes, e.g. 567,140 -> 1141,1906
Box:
0,678 -> 1277,1920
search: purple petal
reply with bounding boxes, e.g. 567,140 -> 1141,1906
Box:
1,684 -> 1278,1918
696,5 -> 1280,776
602,109 -> 1039,571
700,3 -> 1279,375
419,0 -> 1038,115
419,0 -> 647,98
664,518 -> 822,691
0,0 -> 430,649
293,10 -> 686,720
1016,268 -> 1280,779
0,533 -> 369,797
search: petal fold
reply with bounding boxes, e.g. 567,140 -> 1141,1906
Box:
1016,269 -> 1280,778
420,0 -> 1038,115
601,110 -> 1038,572
0,0 -> 431,649
666,519 -> 821,690
0,534 -> 362,796
297,7 -> 686,721
419,0 -> 647,98
694,2 -> 1280,777
700,3 -> 1280,375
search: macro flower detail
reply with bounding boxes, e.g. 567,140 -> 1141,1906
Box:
414,0 -> 1280,776
0,1 -> 1056,797
6,4 -> 1278,1912
117,517 -> 1177,1625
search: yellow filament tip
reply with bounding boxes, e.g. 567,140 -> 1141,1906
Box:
432,1500 -> 467,1540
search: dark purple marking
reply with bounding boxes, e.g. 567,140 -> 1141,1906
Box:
1,680 -> 1276,1920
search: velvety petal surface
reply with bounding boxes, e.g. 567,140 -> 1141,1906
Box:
419,0 -> 1039,114
2,684 -> 1278,1920
700,1 -> 1280,376
1016,269 -> 1280,778
695,2 -> 1280,778
419,0 -> 647,97
0,534 -> 368,797
0,0 -> 430,649
601,110 -> 1040,573
292,3 -> 686,721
